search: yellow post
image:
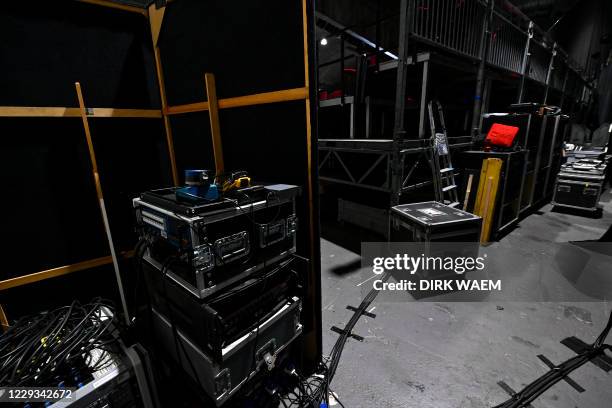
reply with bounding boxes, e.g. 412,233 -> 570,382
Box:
474,158 -> 502,243
462,173 -> 474,211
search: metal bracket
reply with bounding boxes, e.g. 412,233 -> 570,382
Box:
536,354 -> 585,393
214,368 -> 231,398
256,339 -> 278,371
561,336 -> 612,372
496,381 -> 534,408
330,325 -> 364,342
346,305 -> 376,318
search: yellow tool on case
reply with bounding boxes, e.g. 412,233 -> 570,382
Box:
218,171 -> 252,193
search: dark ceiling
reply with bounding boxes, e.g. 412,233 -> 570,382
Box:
510,0 -> 582,33
95,0 -> 155,8
107,0 -> 583,39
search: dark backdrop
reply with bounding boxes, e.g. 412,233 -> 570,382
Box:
158,0 -> 314,257
0,1 -> 171,317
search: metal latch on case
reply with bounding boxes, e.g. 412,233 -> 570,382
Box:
213,231 -> 250,265
193,244 -> 214,270
286,215 -> 298,236
256,339 -> 278,371
258,220 -> 286,248
214,369 -> 231,398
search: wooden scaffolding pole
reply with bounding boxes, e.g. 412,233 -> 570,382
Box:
0,106 -> 161,118
301,0 -> 321,367
149,3 -> 179,186
0,305 -> 8,332
75,82 -> 130,325
165,87 -> 309,115
204,73 -> 225,175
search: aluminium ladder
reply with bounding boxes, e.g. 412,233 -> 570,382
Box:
428,100 -> 460,207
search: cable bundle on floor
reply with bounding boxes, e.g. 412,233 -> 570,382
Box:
0,299 -> 119,387
279,273 -> 388,407
493,309 -> 612,408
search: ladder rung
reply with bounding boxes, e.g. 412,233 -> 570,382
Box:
442,185 -> 457,192
440,167 -> 454,173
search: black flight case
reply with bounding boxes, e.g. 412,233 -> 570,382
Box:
133,184 -> 300,299
390,201 -> 482,242
552,159 -> 607,212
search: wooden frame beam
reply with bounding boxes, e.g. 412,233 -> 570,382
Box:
1,1 -> 315,309
75,0 -> 148,16
165,87 -> 309,115
148,3 -> 166,46
0,3 -> 164,296
83,108 -> 162,118
0,251 -> 134,292
0,256 -> 111,291
0,106 -> 161,118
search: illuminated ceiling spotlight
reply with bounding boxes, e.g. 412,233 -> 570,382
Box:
320,38 -> 328,46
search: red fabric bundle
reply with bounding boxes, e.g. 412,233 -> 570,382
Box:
485,123 -> 520,148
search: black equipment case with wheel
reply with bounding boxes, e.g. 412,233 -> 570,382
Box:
552,159 -> 607,211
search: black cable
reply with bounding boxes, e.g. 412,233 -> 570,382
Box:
214,189 -> 284,383
159,255 -> 203,389
132,238 -> 149,316
493,309 -> 612,408
594,307 -> 612,348
279,396 -> 290,408
247,191 -> 269,379
331,388 -> 347,408
159,257 -> 183,364
0,299 -> 119,388
280,273 -> 388,407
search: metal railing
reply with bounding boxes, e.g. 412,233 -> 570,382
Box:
487,11 -> 525,74
405,0 -> 588,100
412,0 -> 484,60
528,40 -> 550,84
316,0 -> 591,108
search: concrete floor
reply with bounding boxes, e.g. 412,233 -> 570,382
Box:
320,190 -> 612,407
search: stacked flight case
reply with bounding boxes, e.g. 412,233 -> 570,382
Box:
552,159 -> 607,212
564,146 -> 608,163
133,184 -> 305,406
389,202 -> 482,278
389,201 -> 482,242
